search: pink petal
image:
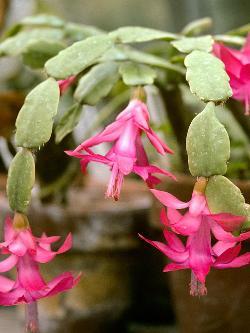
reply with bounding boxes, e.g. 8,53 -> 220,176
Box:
0,287 -> 25,306
240,64 -> 250,82
160,208 -> 170,226
214,244 -> 241,265
145,129 -> 173,154
163,262 -> 189,272
138,234 -> 188,262
212,240 -> 236,256
150,189 -> 189,209
171,212 -> 202,236
0,254 -> 18,272
215,252 -> 250,268
214,43 -> 242,77
37,234 -> 60,244
189,193 -> 206,216
167,208 -> 182,225
163,229 -> 185,252
242,33 -> 250,53
8,237 -> 28,256
208,213 -> 245,232
33,246 -> 56,263
57,233 -> 72,254
0,275 -> 15,292
44,272 -> 81,298
211,221 -> 250,242
4,216 -> 15,242
18,255 -> 46,291
189,221 -> 212,283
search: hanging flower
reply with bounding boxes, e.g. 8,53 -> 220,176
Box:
213,35 -> 250,114
66,98 -> 175,200
0,215 -> 80,306
139,178 -> 250,296
58,76 -> 76,95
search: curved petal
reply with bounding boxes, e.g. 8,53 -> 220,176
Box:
212,240 -> 236,256
0,287 -> 25,306
211,221 -> 250,242
214,244 -> 241,265
57,233 -> 72,254
207,213 -> 245,232
44,272 -> 81,298
33,246 -> 56,263
138,234 -> 188,262
0,275 -> 15,292
163,229 -> 185,252
171,212 -> 202,236
4,217 -> 15,242
167,208 -> 182,225
215,252 -> 250,268
145,129 -> 173,155
189,193 -> 206,216
163,262 -> 189,272
0,254 -> 18,272
8,237 -> 28,256
18,256 -> 46,291
151,189 -> 189,209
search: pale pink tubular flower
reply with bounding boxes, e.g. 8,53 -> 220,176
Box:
0,216 -> 80,306
66,99 -> 175,200
58,76 -> 76,95
213,34 -> 250,115
139,183 -> 250,296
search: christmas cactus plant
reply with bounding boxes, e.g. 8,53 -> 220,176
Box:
0,14 -> 250,331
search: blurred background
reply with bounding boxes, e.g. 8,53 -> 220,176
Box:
0,1 -> 250,333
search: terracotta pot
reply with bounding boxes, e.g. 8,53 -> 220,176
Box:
0,177 -> 153,332
151,173 -> 250,333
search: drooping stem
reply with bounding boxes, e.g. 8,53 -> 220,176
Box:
25,301 -> 39,333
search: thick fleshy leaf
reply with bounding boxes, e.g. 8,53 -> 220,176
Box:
214,35 -> 245,47
15,78 -> 60,148
119,62 -> 156,86
182,17 -> 213,36
7,149 -> 35,213
109,27 -> 178,43
171,35 -> 213,53
0,28 -> 64,56
186,102 -> 230,177
64,22 -> 104,41
102,46 -> 185,75
205,175 -> 248,218
22,39 -> 65,69
55,104 -> 82,143
45,35 -> 113,79
74,62 -> 119,105
21,14 -> 65,28
185,50 -> 232,102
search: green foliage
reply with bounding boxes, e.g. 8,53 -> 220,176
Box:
185,50 -> 232,102
21,14 -> 65,28
55,104 -> 82,143
7,149 -> 35,213
64,22 -> 104,41
171,35 -> 213,53
0,28 -> 64,56
74,62 -> 119,105
109,26 -> 179,43
45,35 -> 113,79
206,175 -> 248,217
22,39 -> 65,69
119,62 -> 156,85
15,78 -> 60,148
214,34 -> 245,46
186,102 -> 230,177
182,17 -> 213,36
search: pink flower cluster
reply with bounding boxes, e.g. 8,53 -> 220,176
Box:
67,99 -> 175,200
214,35 -> 250,114
0,216 -> 80,305
140,184 -> 250,296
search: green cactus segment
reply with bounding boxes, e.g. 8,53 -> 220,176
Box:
109,26 -> 178,43
185,50 -> 232,102
45,35 -> 113,79
186,102 -> 230,177
74,62 -> 119,105
15,78 -> 59,148
7,149 -> 35,213
119,62 -> 156,86
206,175 -> 248,217
171,35 -> 213,53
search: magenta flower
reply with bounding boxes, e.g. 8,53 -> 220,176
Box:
58,76 -> 76,95
140,186 -> 250,296
213,35 -> 250,114
0,216 -> 80,306
66,99 -> 175,200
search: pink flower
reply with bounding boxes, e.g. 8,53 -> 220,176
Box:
139,186 -> 250,296
0,216 -> 80,306
213,35 -> 250,114
66,99 -> 175,200
58,76 -> 76,95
